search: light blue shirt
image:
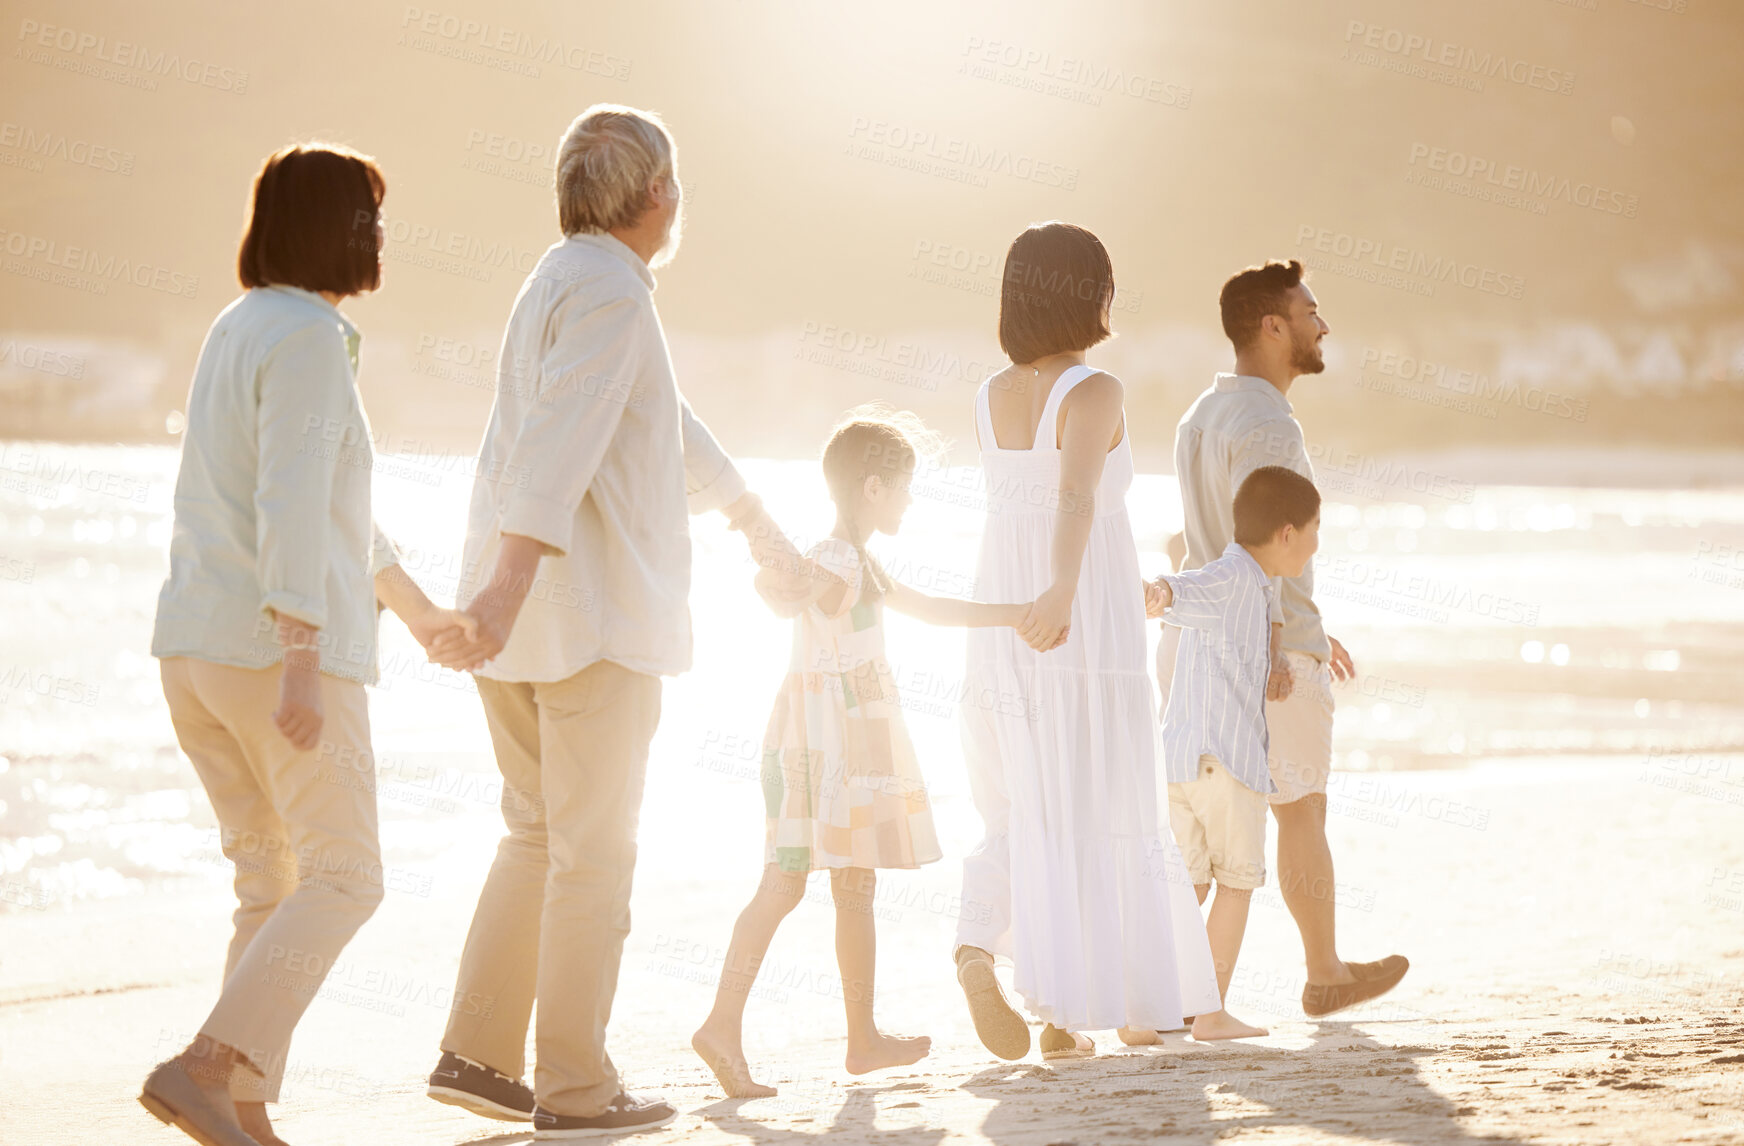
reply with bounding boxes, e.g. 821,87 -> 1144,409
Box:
152,286 -> 401,684
1160,541 -> 1277,794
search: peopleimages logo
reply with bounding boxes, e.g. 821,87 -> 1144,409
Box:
15,19 -> 249,93
1360,349 -> 1589,423
0,228 -> 200,298
0,122 -> 134,175
846,117 -> 1078,190
398,8 -> 630,80
1296,224 -> 1525,300
1342,21 -> 1574,95
1407,144 -> 1637,218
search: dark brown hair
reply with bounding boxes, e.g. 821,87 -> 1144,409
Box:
1233,465 -> 1320,545
1219,259 -> 1305,350
237,143 -> 385,295
998,222 -> 1114,365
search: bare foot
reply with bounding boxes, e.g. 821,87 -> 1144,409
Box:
692,1025 -> 777,1097
1117,1027 -> 1159,1046
1190,1009 -> 1268,1040
845,1032 -> 931,1075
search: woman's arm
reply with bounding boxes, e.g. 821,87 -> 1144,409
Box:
1018,372 -> 1125,651
255,326 -> 351,747
271,612 -> 323,750
885,581 -> 1026,628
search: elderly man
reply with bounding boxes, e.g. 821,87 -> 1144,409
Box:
423,104 -> 800,1138
1160,260 -> 1408,1020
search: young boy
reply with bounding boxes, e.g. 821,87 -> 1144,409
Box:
1146,465 -> 1321,1040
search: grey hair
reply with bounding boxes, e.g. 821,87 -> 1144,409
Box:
554,104 -> 675,236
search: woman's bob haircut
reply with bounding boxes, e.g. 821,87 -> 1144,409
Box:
997,221 -> 1115,365
237,142 -> 386,296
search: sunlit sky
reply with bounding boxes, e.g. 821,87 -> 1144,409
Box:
3,1 -> 1741,458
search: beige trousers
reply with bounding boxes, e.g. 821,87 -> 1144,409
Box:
159,657 -> 383,1103
441,659 -> 663,1117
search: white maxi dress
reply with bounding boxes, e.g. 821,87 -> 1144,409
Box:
956,364 -> 1222,1032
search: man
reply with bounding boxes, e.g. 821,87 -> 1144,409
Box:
1160,259 -> 1408,1018
423,104 -> 802,1138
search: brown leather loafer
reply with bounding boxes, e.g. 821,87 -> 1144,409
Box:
1302,954 -> 1410,1017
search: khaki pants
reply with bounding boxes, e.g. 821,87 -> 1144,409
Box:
159,657 -> 383,1104
442,660 -> 662,1117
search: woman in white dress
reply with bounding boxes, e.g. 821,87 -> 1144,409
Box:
952,222 -> 1222,1058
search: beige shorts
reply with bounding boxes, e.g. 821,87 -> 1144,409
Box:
1265,650 -> 1334,805
1167,754 -> 1268,890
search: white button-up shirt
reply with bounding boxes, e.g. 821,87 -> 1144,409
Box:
152,286 -> 401,684
1159,541 -> 1277,794
1172,373 -> 1330,663
460,232 -> 747,683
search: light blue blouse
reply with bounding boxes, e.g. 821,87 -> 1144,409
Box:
152,286 -> 400,684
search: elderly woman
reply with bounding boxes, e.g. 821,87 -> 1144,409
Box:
142,143 -> 472,1146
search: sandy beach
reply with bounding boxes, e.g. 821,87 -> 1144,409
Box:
3,448 -> 1743,1145
5,754 -> 1742,1146
6,0 -> 1743,1140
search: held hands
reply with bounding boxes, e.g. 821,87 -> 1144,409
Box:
1143,576 -> 1172,619
1017,583 -> 1073,652
426,592 -> 516,672
422,533 -> 541,672
405,603 -> 480,653
725,492 -> 814,618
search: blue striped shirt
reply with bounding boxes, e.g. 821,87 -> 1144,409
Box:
1160,542 -> 1277,794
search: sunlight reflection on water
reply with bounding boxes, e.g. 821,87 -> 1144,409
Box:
1,444 -> 1741,910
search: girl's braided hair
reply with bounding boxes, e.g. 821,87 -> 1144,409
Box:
819,404 -> 941,602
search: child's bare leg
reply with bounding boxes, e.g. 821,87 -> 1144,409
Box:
831,867 -> 930,1074
1192,881 -> 1268,1040
693,864 -> 806,1096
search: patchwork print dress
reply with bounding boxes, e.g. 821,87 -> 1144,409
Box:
761,537 -> 942,873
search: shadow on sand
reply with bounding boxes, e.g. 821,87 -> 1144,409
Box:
696,1085 -> 947,1146
958,1020 -> 1519,1145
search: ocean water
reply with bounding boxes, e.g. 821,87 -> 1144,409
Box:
1,443 -> 1741,916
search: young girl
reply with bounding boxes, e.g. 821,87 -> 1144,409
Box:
692,408 -> 1030,1097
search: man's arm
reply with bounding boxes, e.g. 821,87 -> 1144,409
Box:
428,533 -> 542,671
495,294 -> 642,558
429,295 -> 640,671
679,397 -> 811,615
